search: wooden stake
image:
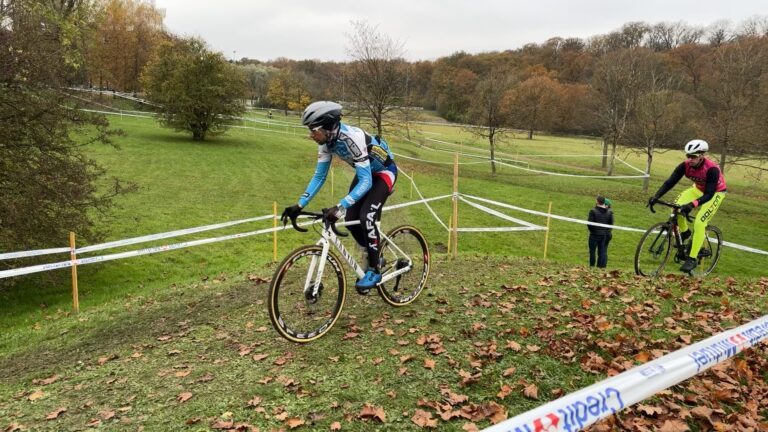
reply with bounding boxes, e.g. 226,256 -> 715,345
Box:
447,215 -> 452,255
452,153 -> 459,258
69,231 -> 79,313
409,173 -> 414,199
273,201 -> 278,261
543,201 -> 553,259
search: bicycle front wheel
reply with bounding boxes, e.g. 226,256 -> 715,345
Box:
377,225 -> 430,306
268,245 -> 346,343
692,225 -> 723,277
635,222 -> 672,276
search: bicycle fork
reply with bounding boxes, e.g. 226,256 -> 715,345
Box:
303,238 -> 330,300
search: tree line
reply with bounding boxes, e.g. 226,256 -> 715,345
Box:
245,19 -> 768,182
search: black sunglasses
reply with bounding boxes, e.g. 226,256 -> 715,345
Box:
686,153 -> 703,159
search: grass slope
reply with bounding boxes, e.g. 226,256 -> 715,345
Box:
1,256 -> 766,430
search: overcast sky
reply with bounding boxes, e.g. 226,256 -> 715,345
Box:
153,0 -> 767,61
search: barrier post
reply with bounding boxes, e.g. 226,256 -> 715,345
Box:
446,216 -> 452,255
543,201 -> 553,259
452,153 -> 459,258
69,232 -> 80,313
273,202 -> 278,261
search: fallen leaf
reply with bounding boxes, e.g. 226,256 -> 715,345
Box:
28,390 -> 45,401
98,410 -> 115,420
33,374 -> 60,386
412,409 -> 438,428
523,383 -> 538,400
330,421 -> 342,430
359,404 -> 386,422
97,354 -> 118,365
497,384 -> 513,399
659,419 -> 690,432
636,404 -> 665,416
177,392 -> 193,403
286,417 -> 305,429
502,367 -> 516,377
424,358 -> 436,369
211,420 -> 234,429
505,340 -> 521,351
45,407 -> 67,420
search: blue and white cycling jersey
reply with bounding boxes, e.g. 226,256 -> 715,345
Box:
298,123 -> 396,209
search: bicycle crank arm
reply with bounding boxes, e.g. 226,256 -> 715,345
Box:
380,264 -> 412,284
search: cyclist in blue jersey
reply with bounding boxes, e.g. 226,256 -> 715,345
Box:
281,101 -> 398,294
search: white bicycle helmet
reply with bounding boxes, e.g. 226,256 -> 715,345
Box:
684,139 -> 709,154
301,101 -> 342,129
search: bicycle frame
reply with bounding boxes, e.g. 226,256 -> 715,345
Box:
303,220 -> 413,299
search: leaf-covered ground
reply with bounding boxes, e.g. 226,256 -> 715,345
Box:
1,256 -> 767,431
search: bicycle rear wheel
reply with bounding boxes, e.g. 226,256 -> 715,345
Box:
377,225 -> 430,306
268,245 -> 346,343
691,225 -> 723,277
634,222 -> 672,276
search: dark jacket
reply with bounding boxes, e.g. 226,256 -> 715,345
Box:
588,206 -> 613,236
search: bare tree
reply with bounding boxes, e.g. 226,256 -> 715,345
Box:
591,48 -> 651,174
465,70 -> 515,175
627,81 -> 702,191
706,20 -> 735,46
646,21 -> 704,51
698,37 -> 768,171
345,20 -> 406,137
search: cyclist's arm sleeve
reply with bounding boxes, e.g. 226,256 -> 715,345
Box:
693,167 -> 720,207
654,163 -> 685,197
298,149 -> 332,208
339,160 -> 372,209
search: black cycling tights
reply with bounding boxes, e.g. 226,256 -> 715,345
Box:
345,176 -> 393,269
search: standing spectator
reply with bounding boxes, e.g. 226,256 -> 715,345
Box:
604,198 -> 613,250
588,196 -> 614,268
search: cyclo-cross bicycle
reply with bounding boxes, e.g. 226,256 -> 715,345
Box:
634,199 -> 722,277
268,211 -> 430,343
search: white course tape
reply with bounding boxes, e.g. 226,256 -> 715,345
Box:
393,152 -> 487,165
459,196 -> 546,230
483,314 -> 768,432
461,194 -> 768,255
0,219 -> 316,280
418,137 -> 649,179
458,227 -> 544,232
396,170 -> 452,231
382,194 -> 452,212
461,194 -> 645,233
79,108 -> 154,119
76,214 -> 275,254
409,139 -> 648,179
0,247 -> 71,261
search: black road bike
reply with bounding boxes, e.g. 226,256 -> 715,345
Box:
634,199 -> 722,277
